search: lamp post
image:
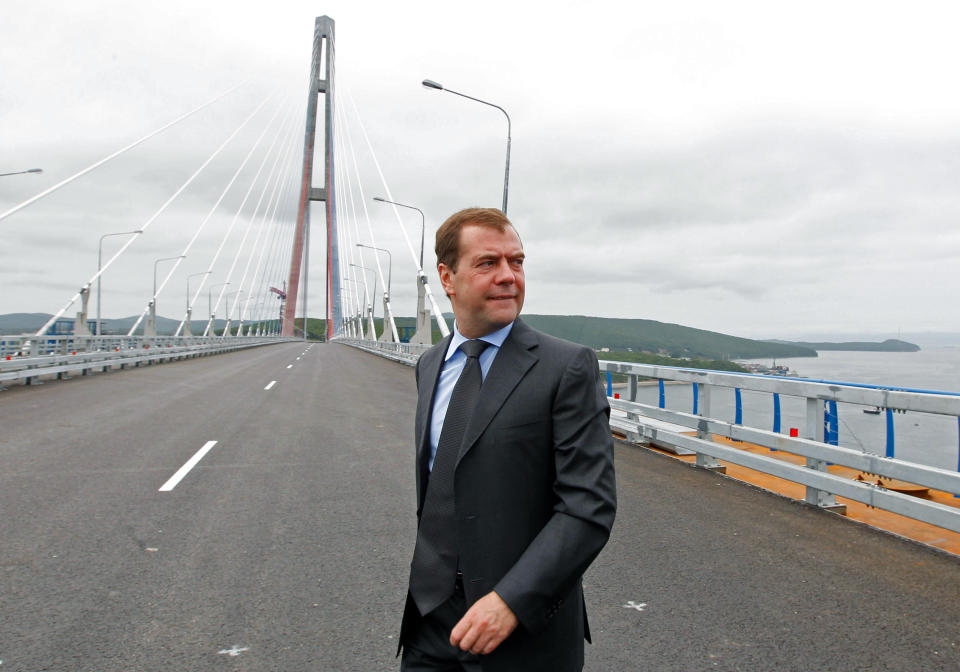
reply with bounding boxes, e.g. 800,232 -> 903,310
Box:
223,289 -> 242,335
373,196 -> 425,268
97,229 -> 142,335
186,271 -> 211,312
208,282 -> 231,323
183,271 -> 209,337
422,79 -> 511,214
153,255 -> 185,300
151,255 -> 184,334
349,263 -> 377,312
356,243 -> 391,298
0,168 -> 43,178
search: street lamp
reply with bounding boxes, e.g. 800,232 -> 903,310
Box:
223,289 -> 243,334
153,255 -> 185,299
208,282 -> 231,321
349,263 -> 377,313
97,229 -> 142,335
422,78 -> 511,214
356,243 -> 392,298
373,196 -> 425,268
186,271 -> 211,311
0,168 -> 43,177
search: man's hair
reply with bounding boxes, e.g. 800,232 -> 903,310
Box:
435,208 -> 514,271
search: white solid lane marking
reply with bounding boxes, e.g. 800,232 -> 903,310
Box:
159,441 -> 218,492
264,380 -> 277,390
287,364 -> 293,369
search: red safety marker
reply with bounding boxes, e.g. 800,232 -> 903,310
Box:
789,427 -> 799,437
614,393 -> 620,399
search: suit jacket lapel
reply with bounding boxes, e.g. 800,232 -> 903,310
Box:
455,319 -> 539,467
415,334 -> 451,508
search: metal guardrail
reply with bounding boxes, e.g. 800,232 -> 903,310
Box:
334,337 -> 430,365
336,340 -> 960,534
0,334 -> 298,387
599,360 -> 960,534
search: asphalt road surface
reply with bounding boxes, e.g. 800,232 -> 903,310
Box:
0,342 -> 957,671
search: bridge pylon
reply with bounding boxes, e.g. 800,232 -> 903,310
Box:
282,15 -> 339,340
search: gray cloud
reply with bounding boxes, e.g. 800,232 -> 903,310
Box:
3,1 -> 960,340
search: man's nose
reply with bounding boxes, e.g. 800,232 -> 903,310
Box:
493,259 -> 516,283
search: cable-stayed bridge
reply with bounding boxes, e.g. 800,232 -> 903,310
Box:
1,15 -> 959,671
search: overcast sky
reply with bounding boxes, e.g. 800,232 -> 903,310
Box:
3,0 -> 960,341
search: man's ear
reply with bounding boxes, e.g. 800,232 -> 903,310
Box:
438,263 -> 455,297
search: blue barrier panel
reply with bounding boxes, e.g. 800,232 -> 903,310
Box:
771,393 -> 781,451
658,379 -> 665,409
825,400 -> 839,446
606,371 -> 612,397
886,408 -> 895,458
734,388 -> 742,425
692,383 -> 699,415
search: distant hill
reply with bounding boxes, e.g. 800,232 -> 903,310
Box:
0,312 -> 236,336
0,313 -> 50,334
518,315 -> 816,359
769,338 -> 920,352
341,314 -> 817,359
0,312 -> 821,359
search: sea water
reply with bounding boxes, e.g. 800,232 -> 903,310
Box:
626,348 -> 960,472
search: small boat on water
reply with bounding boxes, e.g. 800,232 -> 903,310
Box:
743,361 -> 800,377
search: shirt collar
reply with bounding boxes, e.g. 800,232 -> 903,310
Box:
445,321 -> 515,362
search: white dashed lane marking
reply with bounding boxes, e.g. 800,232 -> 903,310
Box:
218,645 -> 249,657
264,380 -> 277,390
159,441 -> 218,492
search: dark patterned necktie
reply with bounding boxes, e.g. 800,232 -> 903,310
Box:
409,339 -> 490,615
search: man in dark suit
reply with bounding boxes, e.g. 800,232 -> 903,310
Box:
399,208 -> 617,671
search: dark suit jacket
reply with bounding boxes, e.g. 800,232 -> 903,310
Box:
400,318 -> 617,672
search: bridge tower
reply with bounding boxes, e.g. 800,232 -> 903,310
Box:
281,15 -> 340,340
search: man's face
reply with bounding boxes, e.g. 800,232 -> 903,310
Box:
438,224 -> 525,339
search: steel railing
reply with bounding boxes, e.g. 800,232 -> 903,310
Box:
599,360 -> 960,534
335,337 -> 431,365
336,339 -> 960,535
0,334 -> 298,387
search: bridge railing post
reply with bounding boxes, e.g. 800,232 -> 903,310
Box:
804,395 -> 843,510
695,383 -> 724,472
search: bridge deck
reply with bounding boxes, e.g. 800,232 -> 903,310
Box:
0,342 -> 957,671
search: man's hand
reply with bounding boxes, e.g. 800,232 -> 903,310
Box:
449,590 -> 518,655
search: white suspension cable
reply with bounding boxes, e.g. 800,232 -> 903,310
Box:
2,81 -> 248,224
127,88 -> 279,335
337,93 -> 400,342
249,139 -> 300,329
236,139 -> 301,336
222,104 -> 300,333
229,109 -> 302,330
37,85 -> 261,337
175,99 -> 300,335
343,86 -> 449,337
334,124 -> 366,333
